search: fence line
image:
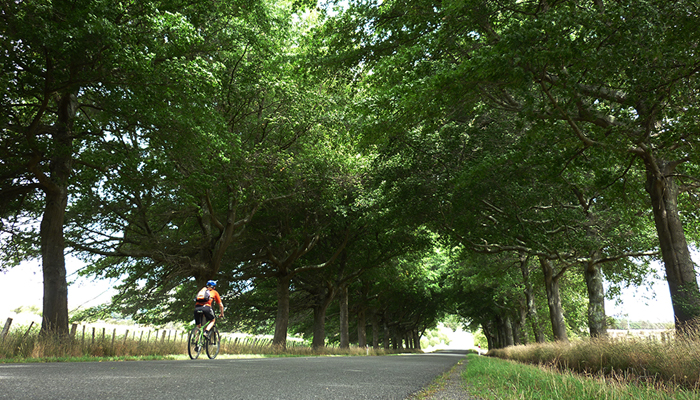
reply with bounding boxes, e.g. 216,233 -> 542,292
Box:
2,317 -> 306,348
1,318 -> 190,345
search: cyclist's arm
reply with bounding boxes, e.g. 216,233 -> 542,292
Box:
215,292 -> 224,317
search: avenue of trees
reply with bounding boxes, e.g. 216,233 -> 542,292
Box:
2,0 -> 699,349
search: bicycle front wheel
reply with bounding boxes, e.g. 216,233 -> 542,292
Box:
187,327 -> 203,360
205,327 -> 220,359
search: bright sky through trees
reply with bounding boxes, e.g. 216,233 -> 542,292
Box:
5,254 -> 696,324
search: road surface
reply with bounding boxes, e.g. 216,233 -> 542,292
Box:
0,350 -> 468,399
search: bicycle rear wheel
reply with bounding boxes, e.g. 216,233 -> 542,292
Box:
187,327 -> 203,359
205,327 -> 220,359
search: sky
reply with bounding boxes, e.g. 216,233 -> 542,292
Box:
0,256 -> 119,321
2,253 -> 697,325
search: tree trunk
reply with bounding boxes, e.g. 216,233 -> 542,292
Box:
504,316 -> 514,347
311,285 -> 335,349
339,284 -> 349,348
41,189 -> 69,336
532,320 -> 545,343
413,330 -> 421,350
357,308 -> 367,347
517,301 -> 527,345
482,321 -> 495,349
273,275 -> 290,348
585,262 -> 608,337
40,93 -> 76,336
395,330 -> 403,349
383,321 -> 390,349
513,318 -> 522,345
495,317 -> 506,348
520,256 -> 544,343
311,304 -> 327,350
371,312 -> 380,349
540,257 -> 568,342
644,159 -> 700,333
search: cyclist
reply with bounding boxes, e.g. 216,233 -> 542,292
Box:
194,280 -> 224,338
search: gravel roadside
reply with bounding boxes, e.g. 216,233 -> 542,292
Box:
407,357 -> 484,400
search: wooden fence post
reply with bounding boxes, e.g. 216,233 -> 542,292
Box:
70,323 -> 77,338
124,330 -> 130,345
22,322 -> 34,339
1,318 -> 12,342
92,327 -> 96,344
111,328 -> 116,347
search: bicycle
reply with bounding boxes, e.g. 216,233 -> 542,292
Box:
187,312 -> 221,359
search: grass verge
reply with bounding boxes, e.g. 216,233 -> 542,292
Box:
489,336 -> 700,389
462,354 -> 700,400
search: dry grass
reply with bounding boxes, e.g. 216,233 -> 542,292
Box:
488,331 -> 700,390
0,323 -> 406,362
0,323 -> 184,361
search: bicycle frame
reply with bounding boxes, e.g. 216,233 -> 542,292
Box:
188,311 -> 221,360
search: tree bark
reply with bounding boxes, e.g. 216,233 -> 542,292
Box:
412,330 -> 421,350
519,255 -> 542,343
371,311 -> 380,349
585,262 -> 608,337
41,189 -> 69,336
357,308 -> 367,347
383,320 -> 390,349
644,159 -> 700,332
339,283 -> 349,348
513,317 -> 522,345
495,316 -> 507,348
311,284 -> 335,349
482,321 -> 495,349
504,316 -> 515,347
40,92 -> 76,336
273,275 -> 290,348
540,257 -> 569,342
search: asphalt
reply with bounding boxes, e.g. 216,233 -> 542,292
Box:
0,350 -> 469,400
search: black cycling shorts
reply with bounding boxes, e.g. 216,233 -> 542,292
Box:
194,305 -> 216,325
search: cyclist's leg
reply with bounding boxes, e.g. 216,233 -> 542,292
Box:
203,307 -> 216,333
193,308 -> 203,328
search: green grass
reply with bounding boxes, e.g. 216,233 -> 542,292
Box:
463,354 -> 700,400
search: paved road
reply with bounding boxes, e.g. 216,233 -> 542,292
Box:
0,350 -> 467,400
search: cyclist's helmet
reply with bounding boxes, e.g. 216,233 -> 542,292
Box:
206,280 -> 217,288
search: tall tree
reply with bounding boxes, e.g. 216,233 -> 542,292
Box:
0,0 -> 235,334
460,0 -> 700,331
320,0 -> 698,332
64,1 -> 328,326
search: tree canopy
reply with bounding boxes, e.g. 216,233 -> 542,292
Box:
2,0 -> 699,346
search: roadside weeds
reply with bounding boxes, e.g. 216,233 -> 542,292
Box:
408,357 -> 483,400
